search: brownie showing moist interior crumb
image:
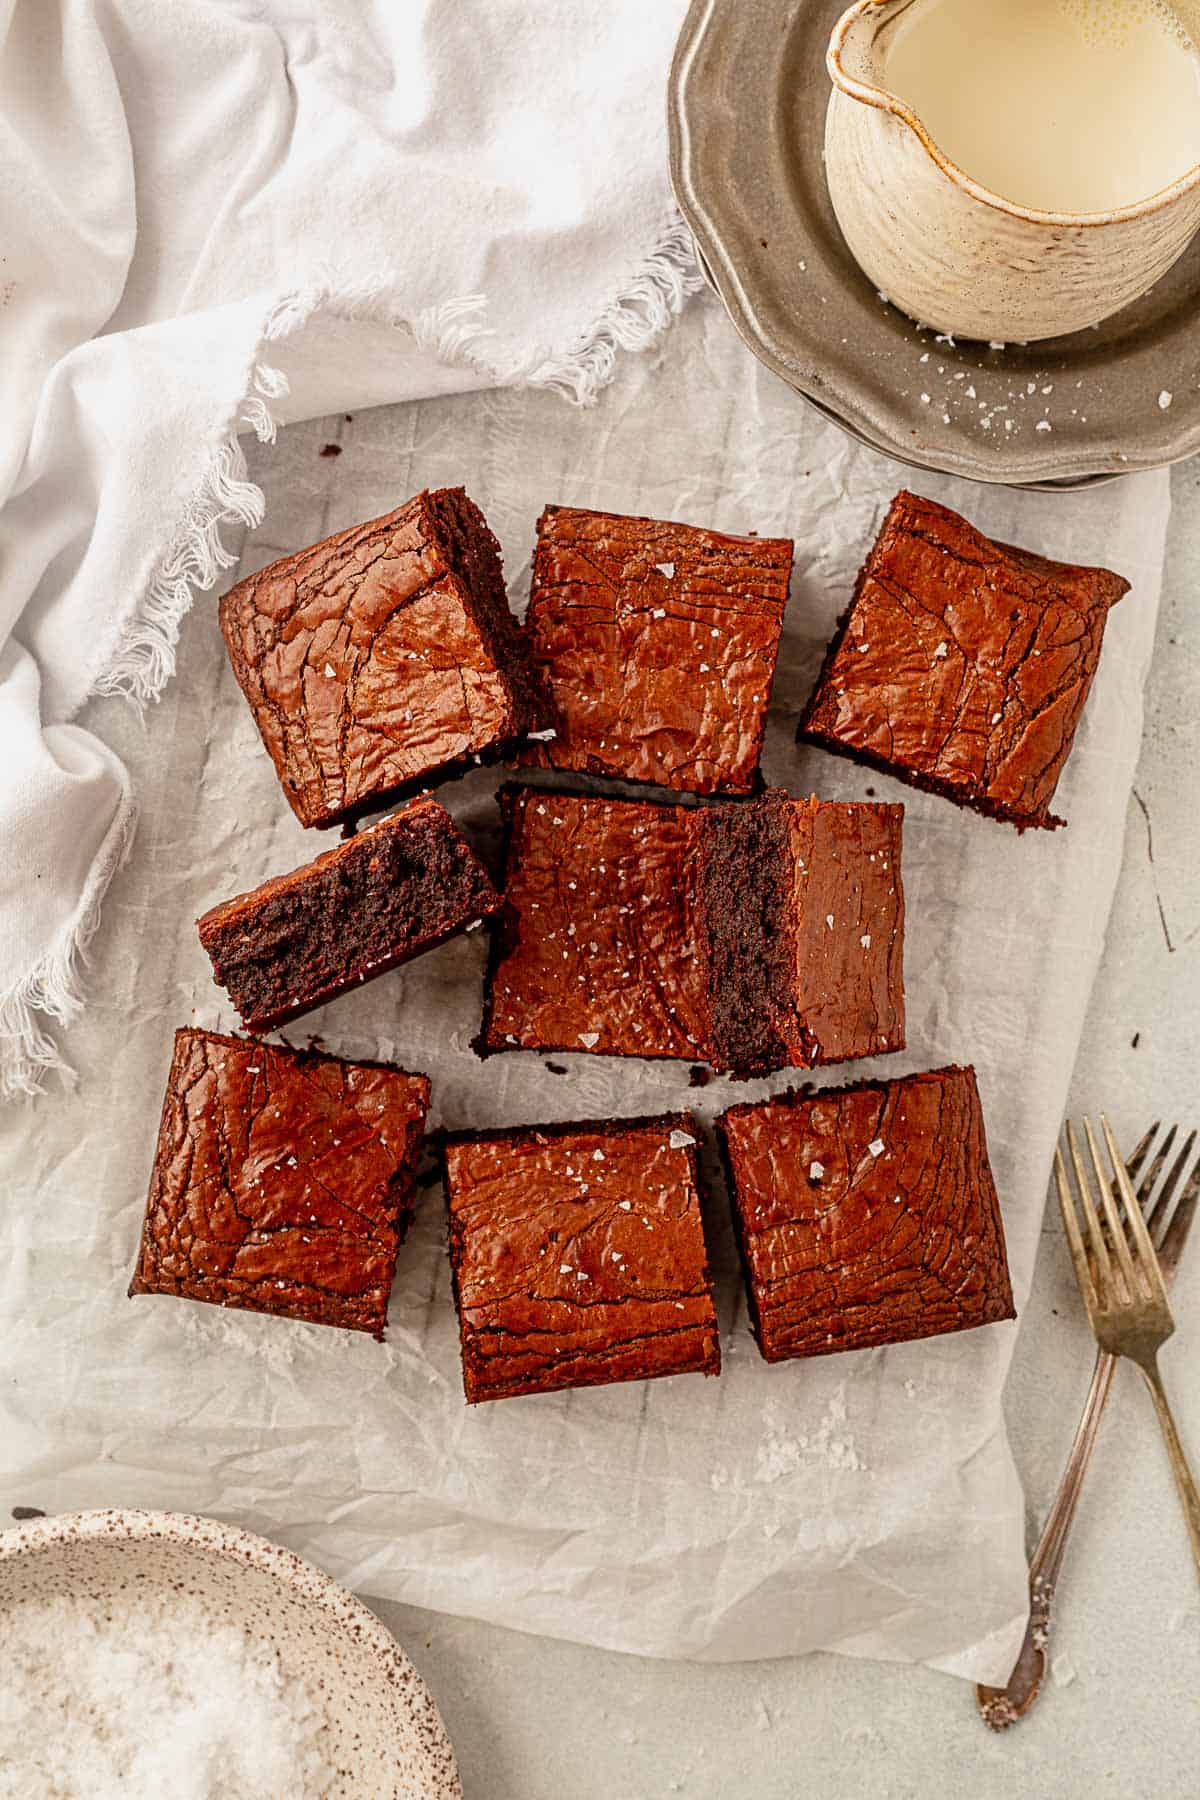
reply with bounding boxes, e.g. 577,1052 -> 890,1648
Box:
695,792 -> 806,1077
797,489 -> 1130,830
481,783 -> 904,1078
197,794 -> 500,1033
519,504 -> 793,794
441,1113 -> 720,1402
219,486 -> 551,829
129,1029 -> 431,1339
718,1065 -> 1015,1363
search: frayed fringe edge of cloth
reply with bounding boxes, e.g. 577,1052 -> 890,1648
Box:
0,774 -> 139,1102
4,216 -> 699,1097
99,214 -> 700,714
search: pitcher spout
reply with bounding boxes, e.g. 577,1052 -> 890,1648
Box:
827,0 -> 914,114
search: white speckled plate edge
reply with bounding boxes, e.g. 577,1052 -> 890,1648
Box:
669,0 -> 1200,488
0,1508 -> 462,1800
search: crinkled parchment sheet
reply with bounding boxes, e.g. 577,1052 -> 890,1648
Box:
0,301 -> 1170,1683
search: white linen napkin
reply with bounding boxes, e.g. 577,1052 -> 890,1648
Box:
0,0 -> 699,1098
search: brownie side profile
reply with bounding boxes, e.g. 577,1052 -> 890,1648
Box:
219,486 -> 551,828
797,489 -> 1130,830
129,1029 -> 431,1339
717,1065 -> 1015,1363
442,1113 -> 721,1402
693,792 -> 808,1077
694,792 -> 905,1078
480,784 -> 710,1062
520,504 -> 792,794
197,794 -> 500,1032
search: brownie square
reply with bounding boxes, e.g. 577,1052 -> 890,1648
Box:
198,794 -> 500,1032
220,486 -> 550,828
797,490 -> 1129,829
129,1029 -> 431,1339
441,1113 -> 720,1402
697,786 -> 905,1077
483,785 -> 711,1064
520,504 -> 793,794
718,1065 -> 1015,1363
481,784 -> 904,1078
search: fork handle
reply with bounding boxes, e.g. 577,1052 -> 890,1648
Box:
1140,1357 -> 1200,1582
976,1347 -> 1117,1727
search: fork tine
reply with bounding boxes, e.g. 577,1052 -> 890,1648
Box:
1137,1123 -> 1177,1218
1157,1133 -> 1200,1278
1100,1116 -> 1171,1309
1146,1126 -> 1190,1237
1084,1117 -> 1138,1298
1055,1142 -> 1098,1314
1129,1121 -> 1163,1197
1067,1120 -> 1113,1292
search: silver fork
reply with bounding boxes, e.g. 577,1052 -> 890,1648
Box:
977,1121 -> 1200,1730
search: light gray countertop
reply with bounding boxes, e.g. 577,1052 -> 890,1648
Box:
358,456 -> 1200,1798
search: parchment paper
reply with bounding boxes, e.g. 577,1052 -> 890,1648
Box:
0,300 -> 1170,1684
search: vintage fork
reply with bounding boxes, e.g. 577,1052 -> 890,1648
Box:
977,1121 -> 1200,1730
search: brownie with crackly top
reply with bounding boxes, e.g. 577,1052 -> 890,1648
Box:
197,793 -> 500,1032
717,1065 -> 1015,1363
797,490 -> 1129,830
481,784 -> 904,1078
129,1029 -> 431,1338
519,504 -> 793,794
441,1112 -> 720,1402
219,487 -> 552,829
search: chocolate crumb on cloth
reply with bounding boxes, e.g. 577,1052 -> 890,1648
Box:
129,1029 -> 431,1339
197,794 -> 499,1032
441,1113 -> 720,1402
718,1064 -> 1015,1363
520,503 -> 792,794
220,485 -> 552,828
797,489 -> 1130,829
481,783 -> 904,1078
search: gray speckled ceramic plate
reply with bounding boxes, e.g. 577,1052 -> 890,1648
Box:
669,0 -> 1200,488
0,1509 -> 462,1800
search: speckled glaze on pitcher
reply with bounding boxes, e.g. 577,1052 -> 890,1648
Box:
825,0 -> 1200,342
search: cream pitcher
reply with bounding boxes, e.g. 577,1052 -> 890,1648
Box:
825,0 -> 1200,341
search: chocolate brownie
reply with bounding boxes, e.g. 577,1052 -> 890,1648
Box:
220,487 -> 551,828
197,794 -> 499,1032
520,504 -> 792,794
482,784 -> 904,1078
129,1028 -> 431,1338
441,1113 -> 720,1402
717,1065 -> 1015,1363
797,490 -> 1129,830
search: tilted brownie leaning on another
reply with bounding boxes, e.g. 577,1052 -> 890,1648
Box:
519,503 -> 793,794
197,794 -> 500,1032
129,1029 -> 431,1339
481,783 -> 904,1078
441,1113 -> 720,1402
717,1064 -> 1015,1363
219,485 -> 553,828
797,489 -> 1130,829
